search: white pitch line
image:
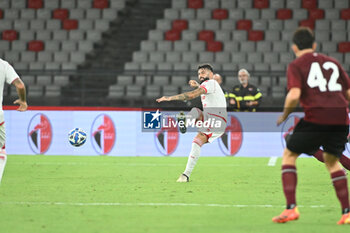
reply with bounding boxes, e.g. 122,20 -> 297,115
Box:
267,156 -> 278,166
8,162 -> 264,167
0,201 -> 332,209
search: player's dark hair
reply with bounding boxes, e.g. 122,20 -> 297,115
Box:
292,27 -> 315,50
197,63 -> 214,72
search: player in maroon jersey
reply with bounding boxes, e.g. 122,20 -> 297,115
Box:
273,27 -> 350,224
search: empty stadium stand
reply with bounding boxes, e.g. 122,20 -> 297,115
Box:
116,0 -> 350,107
1,0 -> 128,105
0,0 -> 349,108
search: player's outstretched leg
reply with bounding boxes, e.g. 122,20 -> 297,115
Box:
177,133 -> 207,182
177,111 -> 187,134
313,149 -> 350,171
323,152 -> 350,224
313,149 -> 324,163
273,148 -> 300,223
0,148 -> 7,183
339,155 -> 350,171
178,108 -> 203,134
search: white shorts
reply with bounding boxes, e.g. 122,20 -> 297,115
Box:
0,122 -> 5,149
198,112 -> 227,143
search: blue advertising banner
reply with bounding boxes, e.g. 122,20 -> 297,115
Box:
5,109 -> 345,157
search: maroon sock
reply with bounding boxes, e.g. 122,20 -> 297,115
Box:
313,149 -> 324,163
331,170 -> 350,213
339,155 -> 350,171
282,165 -> 297,208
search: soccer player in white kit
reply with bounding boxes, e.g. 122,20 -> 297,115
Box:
0,59 -> 28,183
156,64 -> 227,182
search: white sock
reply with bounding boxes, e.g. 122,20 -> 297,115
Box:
0,151 -> 7,183
183,142 -> 201,177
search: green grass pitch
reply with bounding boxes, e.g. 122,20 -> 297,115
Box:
0,155 -> 349,233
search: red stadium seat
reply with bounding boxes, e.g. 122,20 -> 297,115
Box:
338,42 -> 350,53
53,8 -> 69,20
188,0 -> 203,9
28,0 -> 43,9
93,0 -> 109,9
248,30 -> 264,41
28,40 -> 44,52
277,9 -> 292,20
308,9 -> 324,20
198,30 -> 215,42
172,20 -> 188,31
299,19 -> 315,29
165,30 -> 181,41
302,0 -> 317,9
254,0 -> 269,9
63,19 -> 78,30
2,30 -> 18,41
207,41 -> 222,52
212,9 -> 228,20
341,9 -> 350,20
236,20 -> 252,30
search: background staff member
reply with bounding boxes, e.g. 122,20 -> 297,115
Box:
229,69 -> 262,112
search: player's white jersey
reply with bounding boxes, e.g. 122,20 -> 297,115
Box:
0,59 -> 19,123
199,79 -> 227,120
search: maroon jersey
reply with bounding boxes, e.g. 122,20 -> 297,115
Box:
287,52 -> 350,125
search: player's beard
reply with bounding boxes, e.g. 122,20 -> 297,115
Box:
199,77 -> 209,84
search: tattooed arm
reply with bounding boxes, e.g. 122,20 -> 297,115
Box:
156,87 -> 206,102
12,78 -> 28,112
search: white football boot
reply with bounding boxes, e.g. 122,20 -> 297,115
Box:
176,173 -> 189,183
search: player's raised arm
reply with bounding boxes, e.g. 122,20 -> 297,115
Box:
156,87 -> 206,103
188,80 -> 200,88
12,78 -> 27,112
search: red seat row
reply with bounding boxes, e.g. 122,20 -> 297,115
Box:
165,29 -> 222,51
165,19 -> 188,41
197,31 -> 222,52
53,8 -> 69,20
1,25 -> 79,41
188,0 -> 203,9
338,42 -> 350,53
52,9 -> 79,30
28,0 -> 43,9
341,9 -> 350,20
2,30 -> 18,41
187,0 -> 319,9
93,0 -> 109,9
186,4 -> 350,23
28,40 -> 44,51
207,41 -> 222,52
63,19 -> 78,30
4,31 -> 350,54
212,9 -> 228,20
27,0 -> 109,9
165,30 -> 181,41
0,32 -> 44,51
